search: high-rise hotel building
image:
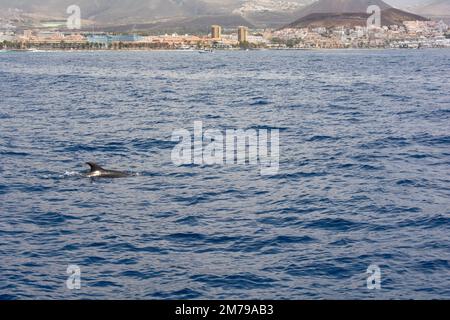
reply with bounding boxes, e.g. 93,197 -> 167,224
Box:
211,25 -> 222,39
238,26 -> 248,43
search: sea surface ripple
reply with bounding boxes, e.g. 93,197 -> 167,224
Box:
0,49 -> 449,299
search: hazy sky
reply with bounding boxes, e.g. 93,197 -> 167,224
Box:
386,0 -> 438,7
0,0 -> 439,8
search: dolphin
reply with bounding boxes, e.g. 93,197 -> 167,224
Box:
85,162 -> 130,178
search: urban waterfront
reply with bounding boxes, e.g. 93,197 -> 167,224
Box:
1,20 -> 450,51
0,49 -> 449,299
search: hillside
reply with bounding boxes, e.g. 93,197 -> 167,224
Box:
0,0 -> 312,27
286,0 -> 428,28
95,15 -> 256,34
0,0 -> 226,22
0,0 -> 439,30
292,0 -> 392,20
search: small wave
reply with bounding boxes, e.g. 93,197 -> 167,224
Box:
91,281 -> 122,288
30,211 -> 79,226
191,273 -> 276,290
152,288 -> 202,299
0,151 -> 30,157
63,171 -> 82,177
164,232 -> 206,242
398,215 -> 450,230
415,259 -> 450,271
307,135 -> 338,142
303,218 -> 367,232
396,179 -> 416,186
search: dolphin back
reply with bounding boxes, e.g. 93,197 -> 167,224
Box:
85,162 -> 129,178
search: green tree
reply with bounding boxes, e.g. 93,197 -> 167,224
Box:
239,41 -> 250,49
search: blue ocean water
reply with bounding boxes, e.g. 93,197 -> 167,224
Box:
0,49 -> 449,300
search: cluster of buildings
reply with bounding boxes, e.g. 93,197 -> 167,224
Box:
0,25 -> 259,50
1,20 -> 449,50
272,20 -> 450,49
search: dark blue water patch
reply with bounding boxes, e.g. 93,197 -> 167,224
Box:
22,262 -> 44,268
109,243 -> 166,254
149,211 -> 177,219
224,235 -> 316,254
91,281 -> 123,288
82,256 -> 109,265
0,229 -> 26,236
0,184 -> 8,195
332,163 -> 358,170
0,150 -> 31,157
204,114 -> 221,119
223,237 -> 268,253
61,244 -> 80,251
406,153 -> 431,159
284,262 -> 353,279
428,108 -> 450,118
166,170 -> 198,178
425,86 -> 441,92
257,205 -> 320,216
359,164 -> 384,171
414,259 -> 450,271
172,194 -> 215,205
85,242 -> 110,248
15,184 -> 53,193
418,241 -> 450,250
268,171 -> 328,180
175,215 -> 201,226
307,135 -> 339,142
120,270 -> 157,279
329,238 -> 357,246
397,215 -> 450,230
352,81 -> 371,88
285,103 -> 306,109
269,235 -> 316,244
396,179 -> 417,186
164,232 -> 206,243
381,93 -> 412,102
396,109 -> 418,116
0,294 -> 17,300
152,288 -> 202,299
58,144 -> 102,152
65,141 -> 129,153
360,136 -> 411,149
301,218 -> 367,232
246,125 -> 289,132
115,258 -> 138,265
29,211 -> 80,226
415,134 -> 450,146
207,235 -> 243,245
191,273 -> 276,290
0,109 -> 14,118
362,203 -> 422,214
239,236 -> 317,253
250,99 -> 271,106
351,153 -> 389,162
131,138 -> 177,150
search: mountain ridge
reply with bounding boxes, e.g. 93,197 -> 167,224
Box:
0,0 -> 439,31
286,0 -> 428,29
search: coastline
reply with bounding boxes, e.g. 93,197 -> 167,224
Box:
2,47 -> 450,53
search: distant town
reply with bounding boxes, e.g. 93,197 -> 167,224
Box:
1,20 -> 449,51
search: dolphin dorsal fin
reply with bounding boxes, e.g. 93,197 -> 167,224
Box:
86,162 -> 105,172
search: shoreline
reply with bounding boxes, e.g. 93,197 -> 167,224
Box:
2,47 -> 450,53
